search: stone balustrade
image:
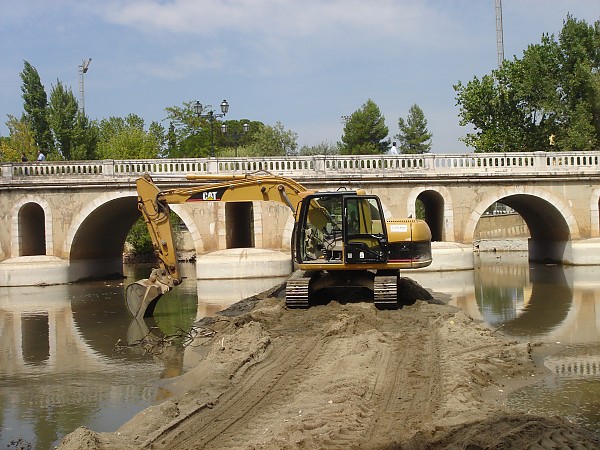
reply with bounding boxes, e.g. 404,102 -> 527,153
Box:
1,151 -> 599,182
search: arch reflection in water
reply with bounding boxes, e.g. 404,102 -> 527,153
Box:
0,280 -> 169,449
412,252 -> 600,434
411,252 -> 600,344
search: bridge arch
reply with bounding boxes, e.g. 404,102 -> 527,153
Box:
65,192 -> 139,274
407,186 -> 455,242
11,197 -> 54,258
64,192 -> 205,268
464,187 -> 579,262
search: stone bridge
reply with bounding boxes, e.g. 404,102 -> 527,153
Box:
1,151 -> 599,284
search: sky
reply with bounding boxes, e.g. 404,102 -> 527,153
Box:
1,1 -> 599,154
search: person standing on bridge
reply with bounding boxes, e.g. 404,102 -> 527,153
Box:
37,150 -> 46,161
388,142 -> 398,155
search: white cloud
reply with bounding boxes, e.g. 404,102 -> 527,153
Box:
92,0 -> 448,43
132,49 -> 228,80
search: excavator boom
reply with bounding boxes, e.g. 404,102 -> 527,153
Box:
127,173 -> 312,318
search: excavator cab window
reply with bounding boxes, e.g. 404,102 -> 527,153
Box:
298,194 -> 344,262
343,196 -> 388,264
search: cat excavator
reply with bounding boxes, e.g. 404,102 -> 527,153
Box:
126,173 -> 432,319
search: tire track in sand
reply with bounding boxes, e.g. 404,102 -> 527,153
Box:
153,332 -> 324,449
358,316 -> 443,447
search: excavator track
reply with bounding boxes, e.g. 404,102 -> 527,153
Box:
374,275 -> 399,309
285,271 -> 311,308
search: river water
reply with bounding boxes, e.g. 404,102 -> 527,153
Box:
1,255 -> 600,448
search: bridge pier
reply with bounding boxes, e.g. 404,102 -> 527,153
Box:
0,256 -> 124,286
3,240 -> 600,287
528,239 -> 572,264
567,238 -> 600,266
527,238 -> 600,266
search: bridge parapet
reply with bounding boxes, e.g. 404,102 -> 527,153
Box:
1,151 -> 599,183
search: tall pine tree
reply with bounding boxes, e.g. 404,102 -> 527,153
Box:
47,80 -> 79,160
20,61 -> 53,152
396,104 -> 432,154
341,99 -> 389,154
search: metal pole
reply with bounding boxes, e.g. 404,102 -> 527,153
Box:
78,58 -> 92,114
210,114 -> 215,158
495,0 -> 504,68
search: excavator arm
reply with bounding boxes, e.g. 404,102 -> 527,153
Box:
126,173 -> 310,319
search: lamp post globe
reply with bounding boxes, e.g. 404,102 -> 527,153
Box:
220,100 -> 229,115
194,99 -> 229,158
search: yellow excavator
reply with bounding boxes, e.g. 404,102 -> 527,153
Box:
126,173 -> 432,319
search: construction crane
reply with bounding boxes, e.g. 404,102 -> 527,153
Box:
495,0 -> 505,67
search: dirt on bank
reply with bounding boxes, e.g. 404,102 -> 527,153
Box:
59,281 -> 600,449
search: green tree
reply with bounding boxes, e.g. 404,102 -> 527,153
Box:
165,122 -> 177,158
164,101 -> 223,158
455,15 -> 600,152
340,99 -> 389,154
396,104 -> 432,154
241,122 -> 297,156
299,141 -> 340,155
20,61 -> 52,152
70,113 -> 99,160
47,80 -> 79,160
220,120 -> 254,153
126,217 -> 155,255
0,115 -> 37,161
148,121 -> 167,157
97,114 -> 162,159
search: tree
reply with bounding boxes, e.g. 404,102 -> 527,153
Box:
396,104 -> 432,154
241,122 -> 298,156
20,61 -> 52,152
47,80 -> 79,160
299,141 -> 340,155
340,99 -> 389,154
96,114 -> 162,159
165,122 -> 177,158
455,15 -> 600,152
148,121 -> 167,157
70,113 -> 99,160
0,115 -> 37,161
164,101 -> 223,158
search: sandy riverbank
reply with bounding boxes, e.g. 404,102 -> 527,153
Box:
58,281 -> 600,449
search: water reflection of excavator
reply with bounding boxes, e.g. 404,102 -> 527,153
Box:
126,173 -> 432,319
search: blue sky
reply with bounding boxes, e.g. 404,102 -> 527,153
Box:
1,1 -> 598,153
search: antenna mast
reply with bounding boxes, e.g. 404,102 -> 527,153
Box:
78,58 -> 92,114
495,0 -> 505,67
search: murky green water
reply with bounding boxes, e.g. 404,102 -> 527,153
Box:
0,263 -> 200,449
2,255 -> 600,448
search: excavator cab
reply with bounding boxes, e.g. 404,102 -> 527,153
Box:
296,193 -> 388,266
288,191 -> 430,309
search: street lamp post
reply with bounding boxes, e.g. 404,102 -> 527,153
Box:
194,99 -> 229,157
221,122 -> 250,157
